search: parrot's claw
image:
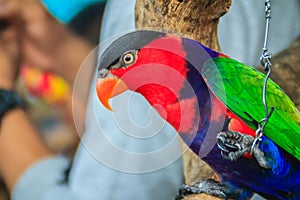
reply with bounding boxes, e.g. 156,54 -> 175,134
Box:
217,131 -> 272,169
175,184 -> 195,200
175,179 -> 229,200
217,131 -> 253,161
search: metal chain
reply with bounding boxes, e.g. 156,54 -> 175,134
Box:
251,0 -> 274,154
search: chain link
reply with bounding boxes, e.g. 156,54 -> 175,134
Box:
251,0 -> 274,154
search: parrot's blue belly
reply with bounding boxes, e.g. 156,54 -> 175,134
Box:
201,145 -> 300,200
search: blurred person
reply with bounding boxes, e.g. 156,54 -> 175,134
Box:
0,1 -> 184,200
19,2 -> 106,156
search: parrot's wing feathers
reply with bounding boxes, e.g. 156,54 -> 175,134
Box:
201,57 -> 300,160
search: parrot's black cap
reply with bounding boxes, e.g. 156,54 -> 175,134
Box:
98,30 -> 166,70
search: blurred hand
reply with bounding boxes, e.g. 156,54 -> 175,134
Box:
19,0 -> 93,84
0,0 -> 21,89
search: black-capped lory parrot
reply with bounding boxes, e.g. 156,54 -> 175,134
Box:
96,30 -> 300,200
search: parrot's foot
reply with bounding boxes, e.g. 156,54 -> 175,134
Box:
217,131 -> 271,169
175,179 -> 228,200
217,131 -> 254,161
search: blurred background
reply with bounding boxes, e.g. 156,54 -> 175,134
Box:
0,2 -> 106,199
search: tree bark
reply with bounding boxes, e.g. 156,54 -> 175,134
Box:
135,0 -> 231,51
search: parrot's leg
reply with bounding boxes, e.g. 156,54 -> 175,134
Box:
217,131 -> 271,169
175,179 -> 253,200
251,143 -> 272,169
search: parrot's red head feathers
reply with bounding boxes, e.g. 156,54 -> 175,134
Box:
97,31 -> 189,108
109,35 -> 189,105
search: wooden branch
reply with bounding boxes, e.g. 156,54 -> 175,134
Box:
135,1 -> 231,199
135,0 -> 231,51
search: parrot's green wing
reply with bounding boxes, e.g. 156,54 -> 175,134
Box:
201,57 -> 300,161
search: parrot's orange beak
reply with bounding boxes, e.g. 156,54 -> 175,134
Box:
96,77 -> 128,111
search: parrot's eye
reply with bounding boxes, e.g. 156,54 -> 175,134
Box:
123,54 -> 134,63
121,50 -> 137,66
